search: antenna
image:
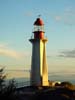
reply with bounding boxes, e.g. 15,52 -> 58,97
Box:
38,14 -> 41,18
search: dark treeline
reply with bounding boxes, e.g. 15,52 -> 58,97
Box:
0,68 -> 19,100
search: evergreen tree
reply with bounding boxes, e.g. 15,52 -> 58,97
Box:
0,67 -> 17,100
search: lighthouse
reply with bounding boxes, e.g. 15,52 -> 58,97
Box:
29,17 -> 49,86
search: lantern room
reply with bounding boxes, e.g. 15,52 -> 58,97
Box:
33,17 -> 45,39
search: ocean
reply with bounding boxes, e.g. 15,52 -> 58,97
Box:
5,75 -> 75,88
4,69 -> 75,87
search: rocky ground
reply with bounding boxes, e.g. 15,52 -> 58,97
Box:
15,86 -> 75,100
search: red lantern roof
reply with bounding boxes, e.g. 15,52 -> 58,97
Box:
34,18 -> 44,25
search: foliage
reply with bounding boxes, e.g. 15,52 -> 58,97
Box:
0,68 -> 17,100
60,81 -> 74,90
0,68 -> 6,92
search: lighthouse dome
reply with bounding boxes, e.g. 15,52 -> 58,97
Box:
34,18 -> 44,25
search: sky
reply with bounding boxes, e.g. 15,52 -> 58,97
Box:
0,0 -> 75,79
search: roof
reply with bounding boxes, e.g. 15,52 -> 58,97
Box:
34,18 -> 44,25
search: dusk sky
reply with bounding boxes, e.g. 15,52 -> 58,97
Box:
0,0 -> 75,78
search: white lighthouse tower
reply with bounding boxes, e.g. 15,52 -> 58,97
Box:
29,17 -> 49,86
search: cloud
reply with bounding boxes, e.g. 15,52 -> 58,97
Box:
24,12 -> 33,17
0,48 -> 22,59
53,7 -> 75,25
0,43 -> 24,59
59,49 -> 75,58
63,7 -> 75,25
55,16 -> 61,21
0,43 -> 31,59
64,15 -> 75,26
0,43 -> 9,48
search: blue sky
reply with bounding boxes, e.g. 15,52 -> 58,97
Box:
0,0 -> 75,78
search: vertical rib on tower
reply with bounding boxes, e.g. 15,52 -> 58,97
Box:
42,40 -> 49,86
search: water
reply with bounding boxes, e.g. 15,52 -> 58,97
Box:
4,69 -> 75,87
15,77 -> 30,88
5,77 -> 30,88
49,75 -> 75,84
12,76 -> 75,88
4,74 -> 75,88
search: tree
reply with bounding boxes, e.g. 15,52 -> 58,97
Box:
0,67 -> 17,100
0,68 -> 6,92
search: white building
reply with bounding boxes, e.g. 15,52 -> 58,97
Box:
29,17 -> 49,86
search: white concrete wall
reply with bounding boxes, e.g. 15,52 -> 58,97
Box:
30,39 -> 49,86
30,39 -> 41,86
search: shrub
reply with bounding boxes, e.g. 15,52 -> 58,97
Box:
0,67 -> 17,100
60,81 -> 74,90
